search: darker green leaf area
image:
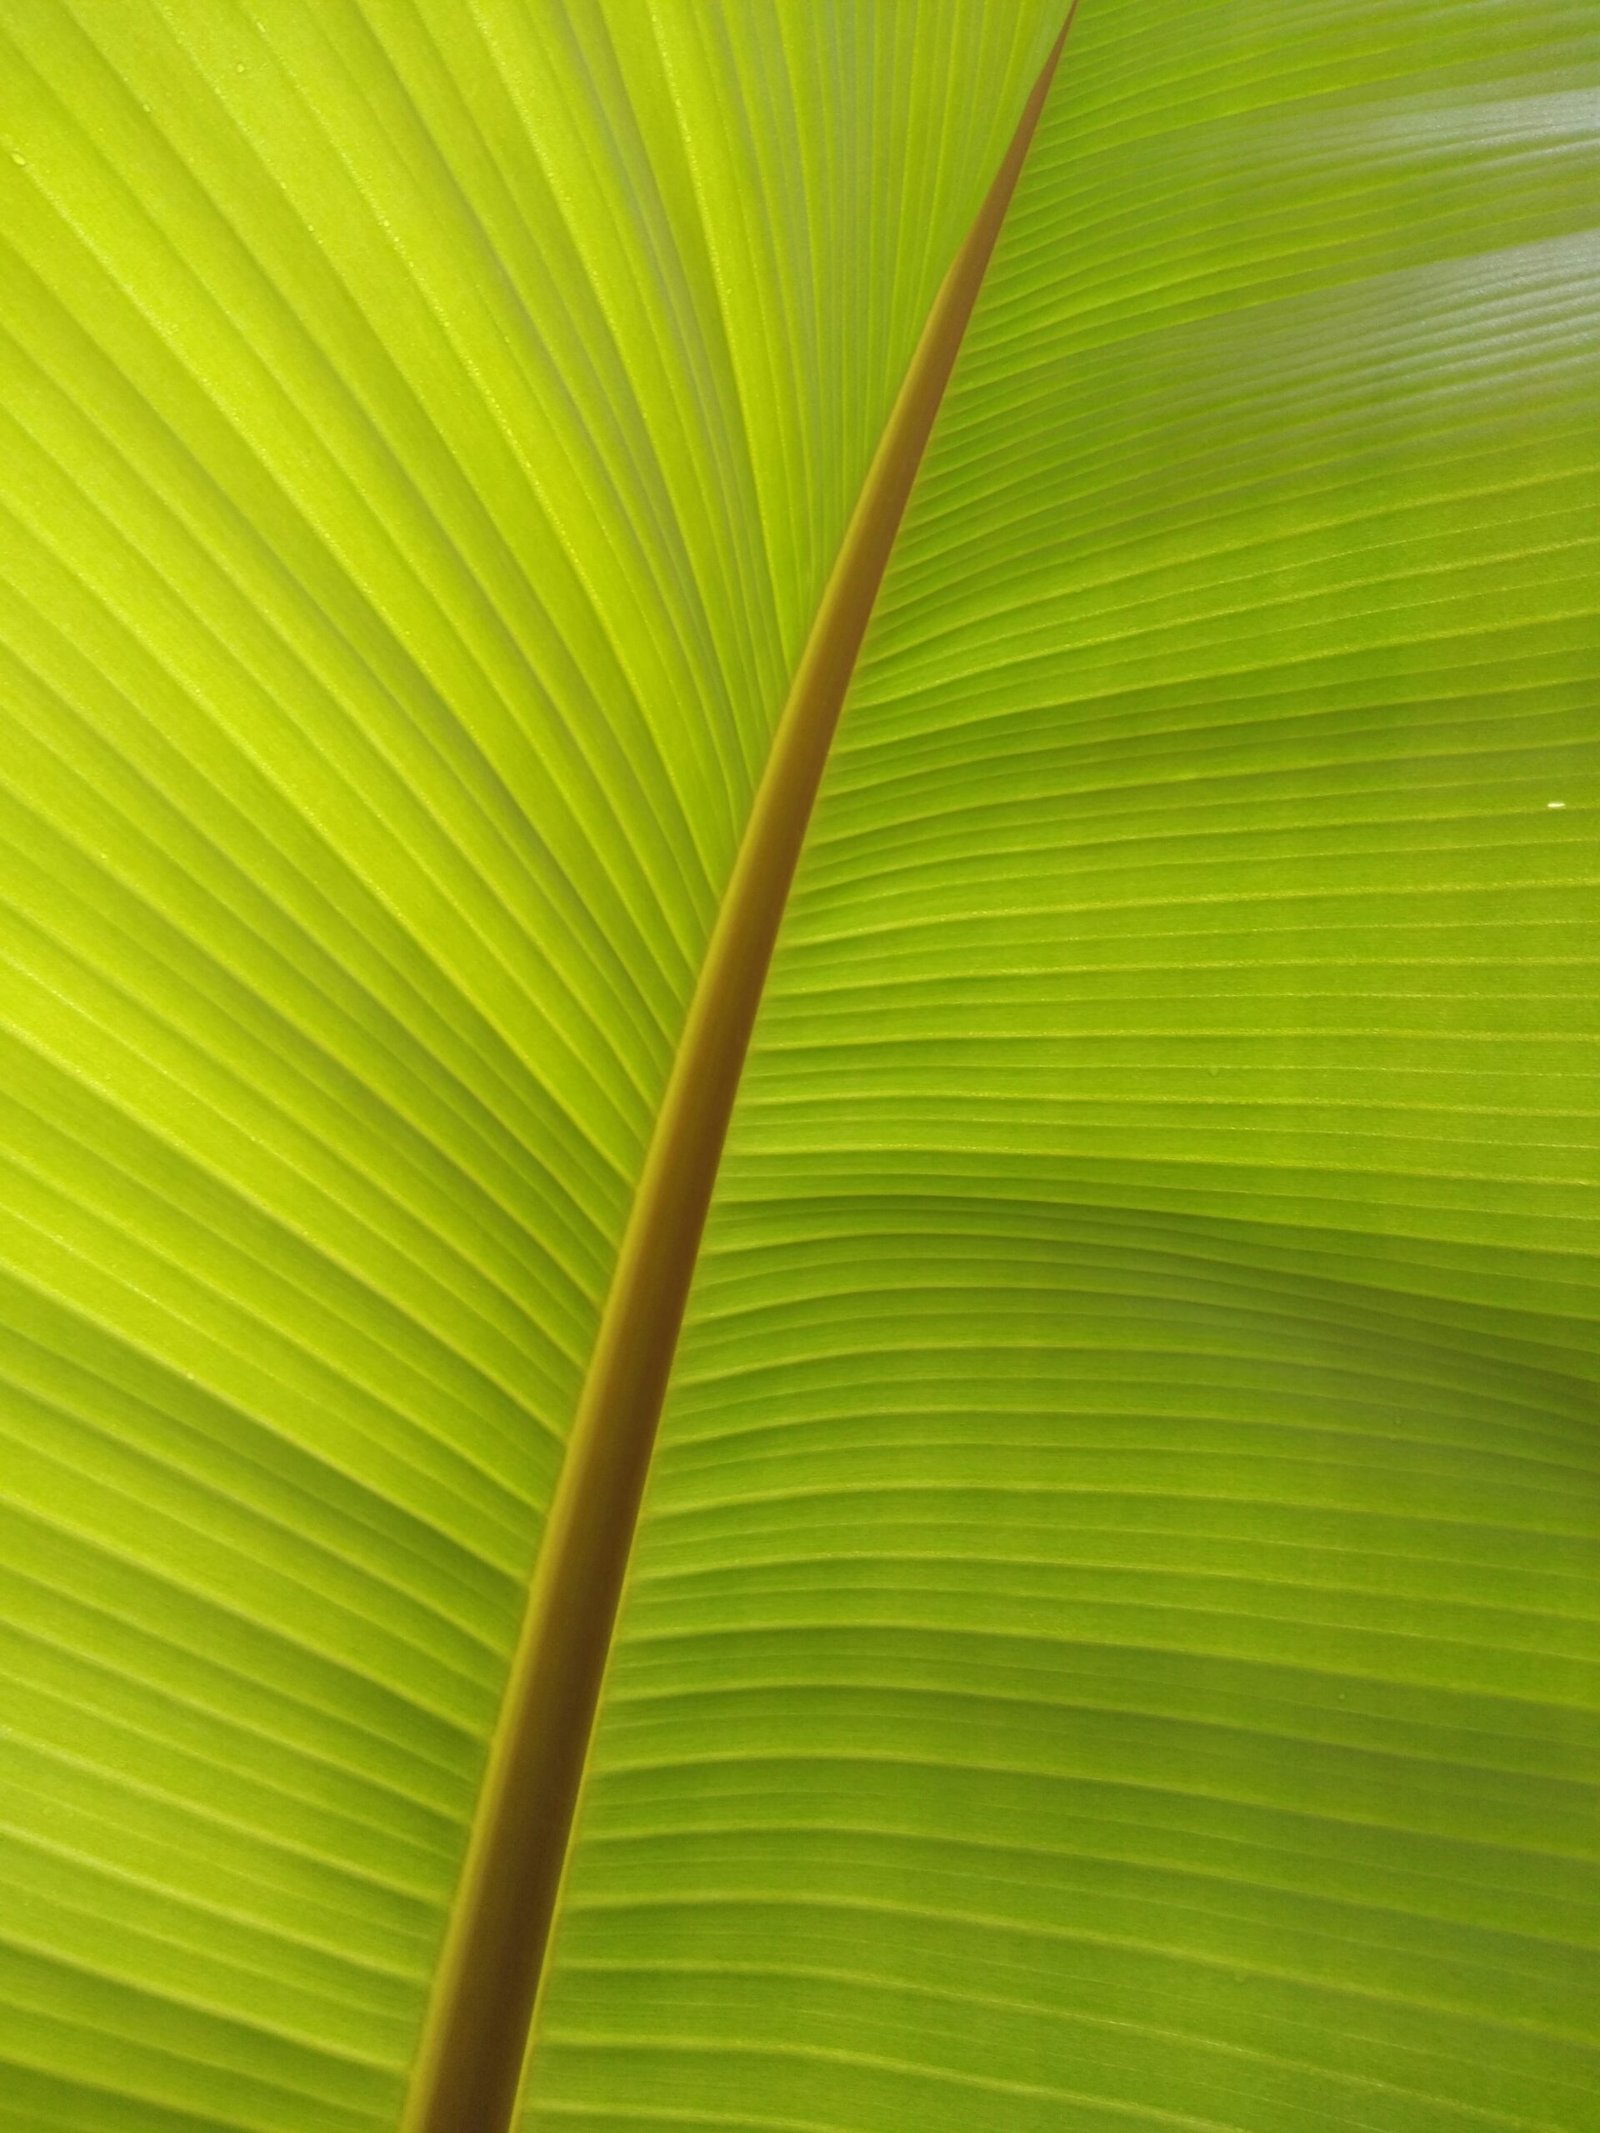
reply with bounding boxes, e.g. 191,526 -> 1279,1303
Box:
528,1 -> 1600,2129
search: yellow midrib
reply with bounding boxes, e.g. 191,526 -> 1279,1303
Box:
401,19 -> 1073,2130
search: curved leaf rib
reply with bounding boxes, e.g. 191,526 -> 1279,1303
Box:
400,18 -> 1075,2133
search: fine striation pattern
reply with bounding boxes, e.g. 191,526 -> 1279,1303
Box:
0,5 -> 1061,2126
530,2 -> 1600,2128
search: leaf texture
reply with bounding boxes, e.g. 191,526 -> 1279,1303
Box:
524,2 -> 1600,2129
0,4 -> 1060,2127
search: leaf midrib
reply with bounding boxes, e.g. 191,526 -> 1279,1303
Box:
400,20 -> 1073,2131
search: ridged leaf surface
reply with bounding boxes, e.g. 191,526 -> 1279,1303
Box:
0,2 -> 1596,2131
526,2 -> 1600,2128
0,5 -> 1057,2126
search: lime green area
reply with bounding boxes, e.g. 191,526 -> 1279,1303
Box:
1,2 -> 1596,2129
0,5 -> 1057,2125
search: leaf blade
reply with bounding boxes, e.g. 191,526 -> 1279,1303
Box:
526,2 -> 1600,2127
0,5 -> 1063,2125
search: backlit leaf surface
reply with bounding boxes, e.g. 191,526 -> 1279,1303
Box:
527,3 -> 1600,2129
0,2 -> 1595,2131
0,4 -> 1057,2124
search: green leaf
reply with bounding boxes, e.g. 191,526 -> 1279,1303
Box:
524,3 -> 1600,2129
0,2 -> 1060,2123
1,3 -> 1596,2132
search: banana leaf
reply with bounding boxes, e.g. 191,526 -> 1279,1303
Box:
0,4 -> 1595,2130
